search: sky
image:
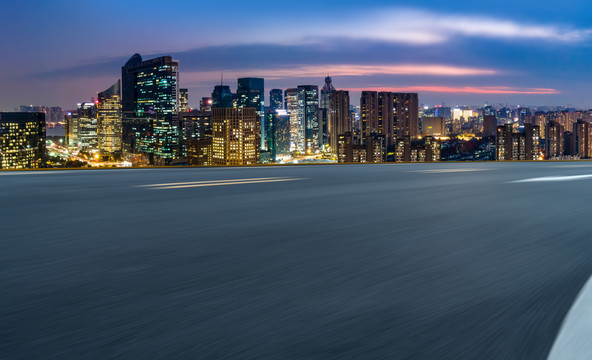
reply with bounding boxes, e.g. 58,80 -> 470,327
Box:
1,0 -> 592,110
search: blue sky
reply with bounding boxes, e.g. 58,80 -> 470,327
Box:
1,0 -> 591,110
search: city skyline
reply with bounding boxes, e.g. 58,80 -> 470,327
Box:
2,1 -> 592,110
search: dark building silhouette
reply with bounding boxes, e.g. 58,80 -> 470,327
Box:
545,121 -> 564,159
394,93 -> 419,139
574,119 -> 590,158
483,115 -> 497,138
0,112 -> 46,169
211,85 -> 233,109
270,89 -> 283,111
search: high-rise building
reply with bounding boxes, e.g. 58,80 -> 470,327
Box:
297,85 -> 320,154
378,92 -> 395,146
180,111 -> 212,157
328,90 -> 350,152
337,132 -> 384,163
65,110 -> 78,148
274,109 -> 291,159
545,121 -> 564,159
77,102 -> 98,150
211,85 -> 233,109
0,112 -> 46,169
361,91 -> 379,145
237,78 -> 265,149
482,115 -> 497,138
212,108 -> 260,166
179,88 -> 189,112
97,80 -> 122,156
187,139 -> 213,166
270,89 -> 283,111
394,93 -> 419,139
574,119 -> 590,158
200,97 -> 213,112
320,77 -> 336,149
563,131 -> 576,156
421,117 -> 445,137
394,136 -> 440,162
497,123 -> 540,161
121,54 -> 180,162
284,88 -> 300,152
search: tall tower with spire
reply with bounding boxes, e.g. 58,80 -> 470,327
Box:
320,77 -> 336,149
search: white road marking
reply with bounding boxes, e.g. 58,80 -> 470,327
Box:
548,165 -> 592,168
0,171 -> 67,176
143,178 -> 306,190
511,175 -> 592,183
548,276 -> 592,360
410,169 -> 493,173
137,177 -> 285,188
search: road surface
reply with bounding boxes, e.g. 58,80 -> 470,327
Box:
2,162 -> 592,359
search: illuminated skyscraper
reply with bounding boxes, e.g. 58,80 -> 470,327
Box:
297,85 -> 320,154
394,93 -> 419,139
237,78 -> 265,149
329,90 -> 350,152
274,110 -> 291,159
320,77 -> 336,149
97,80 -> 122,155
212,108 -> 260,166
270,89 -> 283,111
77,102 -> 98,150
0,112 -> 46,169
545,121 -> 564,159
179,88 -> 189,112
121,54 -> 180,163
361,91 -> 379,145
284,88 -> 300,152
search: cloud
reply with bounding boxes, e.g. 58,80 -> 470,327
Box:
181,64 -> 497,85
345,86 -> 560,95
262,8 -> 592,46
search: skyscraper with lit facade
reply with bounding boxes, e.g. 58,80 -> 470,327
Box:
297,85 -> 320,154
237,78 -> 265,149
284,88 -> 300,152
361,91 -> 379,145
179,88 -> 189,112
329,90 -> 350,152
77,102 -> 98,150
97,80 -> 122,156
394,93 -> 419,139
0,112 -> 46,169
121,54 -> 180,163
212,108 -> 260,166
320,77 -> 336,149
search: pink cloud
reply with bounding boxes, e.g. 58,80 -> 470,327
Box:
345,86 -> 560,95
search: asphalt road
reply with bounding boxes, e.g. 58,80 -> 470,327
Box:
2,162 -> 592,359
